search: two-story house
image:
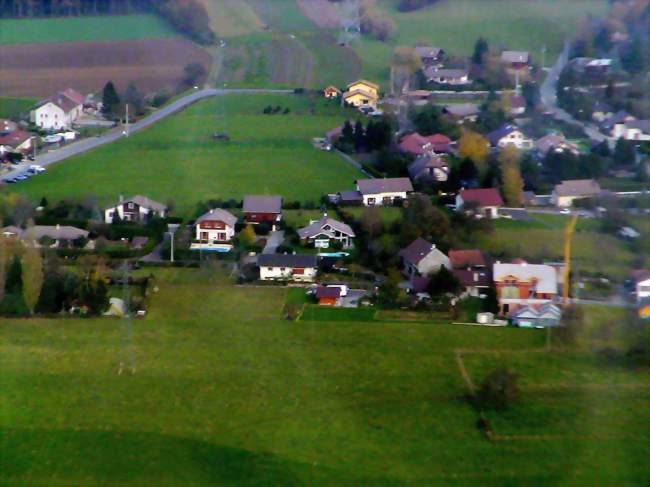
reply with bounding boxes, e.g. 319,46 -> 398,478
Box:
487,124 -> 533,150
449,249 -> 490,297
356,178 -> 413,206
342,79 -> 380,108
243,195 -> 282,228
31,88 -> 85,131
104,195 -> 167,223
258,254 -> 318,282
456,188 -> 504,219
297,214 -> 355,248
493,261 -> 558,315
192,208 -> 238,250
399,238 -> 450,279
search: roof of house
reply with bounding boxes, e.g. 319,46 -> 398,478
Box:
324,85 -> 341,93
415,46 -> 443,58
443,103 -> 480,118
586,58 -> 612,67
357,177 -> 413,195
512,303 -> 561,320
453,268 -> 491,288
449,249 -> 485,268
196,208 -> 238,227
1,225 -> 22,236
343,89 -> 379,100
0,119 -> 18,134
8,225 -> 90,241
316,286 -> 342,299
346,79 -> 380,90
326,124 -> 344,140
298,215 -> 355,240
338,190 -> 363,202
425,67 -> 469,79
536,133 -> 568,153
626,120 -> 650,133
61,88 -> 85,105
487,124 -> 519,145
501,51 -> 530,63
553,179 -> 601,198
131,236 -> 150,249
493,262 -> 558,294
602,110 -> 634,129
509,94 -> 526,109
459,188 -> 504,207
630,269 -> 650,284
0,128 -> 32,148
408,154 -> 449,180
243,195 -> 282,214
257,253 -> 318,268
399,133 -> 451,155
108,195 -> 167,212
37,90 -> 83,113
399,238 -> 438,265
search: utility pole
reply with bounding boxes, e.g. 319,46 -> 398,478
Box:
541,44 -> 547,70
125,103 -> 130,137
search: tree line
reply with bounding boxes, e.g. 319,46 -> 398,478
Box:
0,0 -> 214,44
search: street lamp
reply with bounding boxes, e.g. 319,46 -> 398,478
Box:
167,223 -> 180,263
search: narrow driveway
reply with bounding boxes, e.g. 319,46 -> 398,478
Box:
1,88 -> 294,182
262,231 -> 285,254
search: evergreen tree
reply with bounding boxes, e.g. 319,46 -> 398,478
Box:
5,255 -> 22,295
472,37 -> 489,65
22,245 -> 43,314
614,138 -> 636,166
101,81 -> 120,118
353,120 -> 365,152
123,83 -> 145,116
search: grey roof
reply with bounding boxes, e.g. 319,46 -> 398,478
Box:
487,124 -> 521,146
415,46 -> 443,59
37,91 -> 82,113
493,262 -> 558,294
257,253 -> 318,268
501,51 -> 530,64
626,120 -> 650,133
554,179 -> 601,198
408,155 -> 448,180
195,208 -> 238,227
601,110 -> 632,129
338,190 -> 362,202
297,215 -> 355,240
513,303 -> 561,320
425,68 -> 469,80
535,133 -> 578,155
443,103 -> 479,118
399,238 -> 437,265
357,178 -> 413,195
108,195 -> 167,212
5,225 -> 89,241
243,195 -> 282,214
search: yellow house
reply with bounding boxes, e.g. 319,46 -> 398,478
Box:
342,79 -> 380,108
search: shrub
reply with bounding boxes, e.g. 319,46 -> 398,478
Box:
475,368 -> 519,411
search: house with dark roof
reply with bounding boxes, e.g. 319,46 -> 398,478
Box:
30,88 -> 85,131
408,154 -> 449,184
356,178 -> 413,206
449,249 -> 489,297
192,208 -> 238,249
399,238 -> 450,279
104,195 -> 167,223
258,254 -> 318,282
424,67 -> 470,85
398,132 -> 451,156
415,46 -> 445,67
323,85 -> 342,99
442,103 -> 480,123
0,125 -> 33,156
487,124 -> 533,149
449,249 -> 486,269
297,214 -> 355,248
243,195 -> 283,227
315,286 -> 343,306
551,179 -> 601,207
508,94 -> 526,116
535,133 -> 580,157
2,224 -> 89,248
501,51 -> 530,70
613,119 -> 650,142
456,188 -> 503,219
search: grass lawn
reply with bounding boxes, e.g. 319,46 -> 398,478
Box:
353,0 -> 609,86
197,0 -> 265,37
0,14 -> 178,45
2,268 -> 647,484
10,94 -> 362,217
0,96 -> 37,119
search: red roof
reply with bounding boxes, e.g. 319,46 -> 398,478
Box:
459,188 -> 504,207
0,129 -> 33,150
61,88 -> 85,106
448,249 -> 485,269
398,132 -> 452,155
316,286 -> 341,299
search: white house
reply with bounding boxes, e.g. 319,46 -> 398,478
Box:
356,178 -> 414,206
297,214 -> 355,248
551,179 -> 601,208
487,125 -> 533,149
633,271 -> 650,303
424,68 -> 471,85
31,89 -> 85,131
104,195 -> 167,223
257,254 -> 318,282
456,188 -> 504,219
192,208 -> 238,249
612,120 -> 650,142
399,238 -> 450,279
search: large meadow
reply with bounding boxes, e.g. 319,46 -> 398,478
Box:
12,93 -> 362,216
2,268 -> 648,485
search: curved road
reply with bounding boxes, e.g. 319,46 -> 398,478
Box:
540,42 -> 609,144
1,88 -> 293,182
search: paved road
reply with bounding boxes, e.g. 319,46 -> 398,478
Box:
1,88 -> 294,182
262,230 -> 285,254
539,42 -> 609,145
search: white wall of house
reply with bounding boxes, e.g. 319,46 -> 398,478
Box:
616,126 -> 650,142
31,102 -> 81,131
636,278 -> 650,302
456,195 -> 500,219
362,191 -> 408,206
104,204 -> 163,223
497,131 -> 533,149
260,266 -> 317,282
551,193 -> 583,208
195,224 -> 235,243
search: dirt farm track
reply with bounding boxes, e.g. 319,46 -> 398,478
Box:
0,38 -> 212,97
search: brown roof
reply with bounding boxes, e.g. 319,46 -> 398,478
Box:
459,188 -> 504,207
316,286 -> 341,299
357,178 -> 413,195
196,208 -> 238,227
415,46 -> 443,59
0,129 -> 32,149
554,179 -> 601,198
0,119 -> 18,134
61,88 -> 85,106
39,91 -> 82,113
453,268 -> 491,288
399,238 -> 435,265
449,249 -> 485,269
501,51 -> 530,64
243,195 -> 282,214
346,79 -> 380,90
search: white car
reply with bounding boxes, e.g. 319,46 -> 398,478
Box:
29,165 -> 45,173
560,208 -> 571,215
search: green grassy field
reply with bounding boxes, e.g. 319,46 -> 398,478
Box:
0,97 -> 37,119
1,268 -> 647,485
0,14 -> 178,45
10,94 -> 361,216
353,0 -> 609,86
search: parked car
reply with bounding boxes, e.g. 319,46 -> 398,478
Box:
29,165 -> 45,173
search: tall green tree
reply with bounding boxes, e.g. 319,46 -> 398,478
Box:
101,81 -> 120,118
472,37 -> 489,65
5,255 -> 22,295
22,245 -> 43,314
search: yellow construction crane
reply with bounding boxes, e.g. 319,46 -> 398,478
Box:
562,215 -> 579,306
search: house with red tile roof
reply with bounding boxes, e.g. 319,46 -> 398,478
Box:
456,188 -> 504,219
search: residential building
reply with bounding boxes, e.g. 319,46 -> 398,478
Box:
398,132 -> 451,156
193,208 -> 238,249
425,67 -> 471,85
487,124 -> 533,149
243,195 -> 282,226
632,270 -> 650,303
408,154 -> 449,184
336,190 -> 364,205
258,254 -> 318,282
551,179 -> 601,207
31,88 -> 85,131
415,46 -> 445,67
601,110 -> 635,134
511,303 -> 562,328
584,58 -> 612,77
508,94 -> 526,116
456,188 -> 504,219
356,178 -> 413,206
342,79 -> 380,108
449,249 -> 489,297
501,51 -> 530,70
449,249 -> 486,269
535,133 -> 580,157
612,120 -> 650,142
2,224 -> 89,248
399,238 -> 450,279
297,214 -> 355,248
104,195 -> 167,223
323,85 -> 341,98
0,123 -> 33,156
442,103 -> 479,123
493,261 -> 558,314
316,286 -> 343,306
